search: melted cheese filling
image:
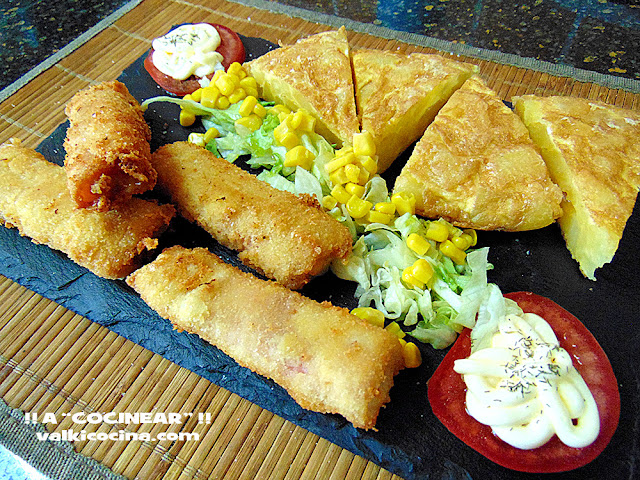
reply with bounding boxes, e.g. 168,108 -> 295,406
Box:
152,23 -> 224,80
454,312 -> 600,450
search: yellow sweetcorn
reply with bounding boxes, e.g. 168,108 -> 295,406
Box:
440,240 -> 467,265
215,96 -> 230,110
227,87 -> 246,104
451,232 -> 473,251
273,122 -> 299,149
227,62 -> 246,79
346,195 -> 373,219
200,85 -> 220,108
391,192 -> 416,216
284,145 -> 314,170
204,127 -> 220,143
403,342 -> 422,368
345,182 -> 365,198
239,76 -> 257,92
385,321 -> 406,339
289,110 -> 316,132
214,73 -> 237,97
179,109 -> 196,127
330,184 -> 351,204
188,132 -> 205,146
321,195 -> 338,210
411,258 -> 434,286
235,114 -> 262,133
268,104 -> 290,117
325,152 -> 355,173
357,167 -> 370,185
329,167 -> 349,186
353,130 -> 376,157
357,155 -> 378,175
406,233 -> 430,256
344,163 -> 361,184
374,202 -> 396,215
238,95 -> 258,117
366,210 -> 393,225
401,266 -> 424,289
463,228 -> 478,247
190,88 -> 202,103
426,221 -> 449,243
351,307 -> 385,328
253,102 -> 267,118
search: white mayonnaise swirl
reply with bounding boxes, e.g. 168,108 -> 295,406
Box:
151,23 -> 224,80
453,312 -> 600,450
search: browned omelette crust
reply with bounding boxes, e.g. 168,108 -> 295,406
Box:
0,140 -> 174,279
151,142 -> 353,290
244,27 -> 358,148
394,76 -> 563,231
64,80 -> 157,211
514,95 -> 640,279
126,246 -> 405,430
352,48 -> 477,172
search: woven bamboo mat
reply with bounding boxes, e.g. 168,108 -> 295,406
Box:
1,0 -> 639,479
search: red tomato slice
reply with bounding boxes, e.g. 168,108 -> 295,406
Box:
144,23 -> 246,96
428,291 -> 620,473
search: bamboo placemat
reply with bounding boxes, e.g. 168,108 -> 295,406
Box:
1,0 -> 639,479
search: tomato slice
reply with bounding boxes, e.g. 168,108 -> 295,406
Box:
144,23 -> 246,96
427,291 -> 620,473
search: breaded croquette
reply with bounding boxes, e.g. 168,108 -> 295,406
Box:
126,245 -> 405,429
64,81 -> 157,211
150,141 -> 353,290
0,139 -> 174,279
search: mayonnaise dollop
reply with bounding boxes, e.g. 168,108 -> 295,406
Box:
151,23 -> 224,80
453,312 -> 600,450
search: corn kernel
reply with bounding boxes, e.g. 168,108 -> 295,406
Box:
245,87 -> 260,99
357,167 -> 370,185
357,155 -> 378,175
451,233 -> 473,251
179,109 -> 196,127
391,192 -> 416,216
335,146 -> 353,158
345,195 -> 373,219
200,86 -> 220,108
406,233 -> 430,256
463,229 -> 478,247
284,145 -> 314,170
268,104 -> 290,116
344,163 -> 361,183
215,96 -> 230,110
401,267 -> 424,289
274,126 -> 299,151
439,240 -> 467,265
374,202 -> 396,215
239,76 -> 258,91
385,321 -> 406,339
353,130 -> 376,157
426,221 -> 449,243
253,102 -> 267,118
204,127 -> 220,143
325,152 -> 356,173
329,167 -> 349,186
289,109 -> 315,132
212,70 -> 224,82
367,210 -> 392,224
227,87 -> 246,104
188,132 -> 205,146
345,182 -> 365,198
234,114 -> 262,133
411,258 -> 434,285
351,307 -> 385,328
215,74 -> 236,97
239,96 -> 258,117
321,195 -> 338,210
330,184 -> 351,204
227,62 -> 245,78
403,342 -> 422,368
190,88 -> 203,103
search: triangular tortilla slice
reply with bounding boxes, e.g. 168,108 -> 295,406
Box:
394,76 -> 563,231
352,49 -> 477,172
514,95 -> 640,280
244,27 -> 358,148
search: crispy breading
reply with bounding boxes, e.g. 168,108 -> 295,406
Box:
514,94 -> 640,279
394,76 -> 563,231
352,48 -> 477,172
0,140 -> 174,279
64,80 -> 157,211
150,141 -> 353,290
126,245 -> 405,429
244,27 -> 359,148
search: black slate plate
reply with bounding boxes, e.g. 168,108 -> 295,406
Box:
1,34 -> 638,480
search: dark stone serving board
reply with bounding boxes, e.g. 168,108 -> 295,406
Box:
1,34 -> 638,480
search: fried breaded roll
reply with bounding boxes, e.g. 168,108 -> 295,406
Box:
0,140 -> 174,279
64,81 -> 157,211
150,142 -> 353,290
126,246 -> 405,429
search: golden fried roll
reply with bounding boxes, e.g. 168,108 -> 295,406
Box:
0,140 -> 174,279
64,80 -> 157,211
126,246 -> 405,429
151,142 -> 353,290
